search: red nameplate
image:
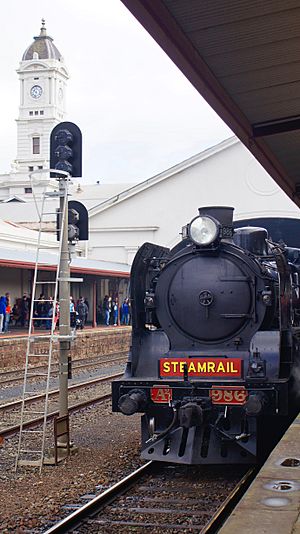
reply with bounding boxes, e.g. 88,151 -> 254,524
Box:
160,358 -> 242,378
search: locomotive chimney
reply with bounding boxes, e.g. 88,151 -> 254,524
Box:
198,206 -> 234,226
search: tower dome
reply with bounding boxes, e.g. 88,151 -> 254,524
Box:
22,19 -> 62,61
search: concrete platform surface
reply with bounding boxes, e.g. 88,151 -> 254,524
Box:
0,324 -> 130,339
220,413 -> 300,533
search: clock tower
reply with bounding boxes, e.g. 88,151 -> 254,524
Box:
15,20 -> 68,172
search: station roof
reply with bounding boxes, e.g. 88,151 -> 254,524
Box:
121,1 -> 300,208
0,183 -> 135,222
0,247 -> 130,277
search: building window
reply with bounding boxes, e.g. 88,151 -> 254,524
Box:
40,110 -> 44,115
32,137 -> 40,154
29,111 -> 33,116
24,187 -> 32,194
34,77 -> 39,80
38,166 -> 43,170
28,166 -> 34,171
34,111 -> 38,115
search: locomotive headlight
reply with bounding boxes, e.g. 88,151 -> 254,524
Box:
189,216 -> 219,246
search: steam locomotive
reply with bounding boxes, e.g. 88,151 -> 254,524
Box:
112,206 -> 300,464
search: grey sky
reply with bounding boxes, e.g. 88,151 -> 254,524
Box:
0,0 -> 232,184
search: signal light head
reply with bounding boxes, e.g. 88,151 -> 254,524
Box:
55,145 -> 72,160
55,160 -> 73,174
68,208 -> 79,224
55,128 -> 73,145
68,208 -> 80,242
50,122 -> 82,178
68,224 -> 80,241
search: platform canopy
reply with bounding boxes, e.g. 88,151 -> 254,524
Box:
121,0 -> 300,207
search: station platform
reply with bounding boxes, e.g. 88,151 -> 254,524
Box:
0,324 -> 130,338
0,326 -> 131,370
220,413 -> 300,533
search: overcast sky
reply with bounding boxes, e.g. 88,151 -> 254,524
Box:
0,0 -> 232,184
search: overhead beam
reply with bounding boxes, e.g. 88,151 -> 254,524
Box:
253,115 -> 300,137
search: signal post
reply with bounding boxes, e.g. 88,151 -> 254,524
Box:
57,175 -> 70,427
50,122 -> 88,450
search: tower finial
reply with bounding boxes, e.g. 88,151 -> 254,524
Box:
40,18 -> 47,36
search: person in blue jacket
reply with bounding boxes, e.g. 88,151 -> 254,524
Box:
0,296 -> 7,333
121,298 -> 130,325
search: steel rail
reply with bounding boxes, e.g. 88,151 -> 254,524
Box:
0,392 -> 112,439
43,464 -> 257,534
201,467 -> 257,533
0,351 -> 127,380
0,371 -> 123,413
0,354 -> 126,386
44,461 -> 154,534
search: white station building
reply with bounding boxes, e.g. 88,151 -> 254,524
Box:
0,21 -> 299,271
0,22 -> 131,315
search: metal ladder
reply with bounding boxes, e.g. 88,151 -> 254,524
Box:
15,187 -> 68,472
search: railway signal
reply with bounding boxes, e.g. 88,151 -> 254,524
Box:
68,208 -> 80,242
50,121 -> 82,178
67,200 -> 89,242
50,121 -> 84,459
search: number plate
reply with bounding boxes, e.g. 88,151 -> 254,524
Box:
210,386 -> 248,405
151,386 -> 172,403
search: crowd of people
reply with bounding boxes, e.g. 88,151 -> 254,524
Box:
101,296 -> 131,326
0,292 -> 131,331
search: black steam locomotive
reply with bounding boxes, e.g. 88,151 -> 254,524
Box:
112,206 -> 300,464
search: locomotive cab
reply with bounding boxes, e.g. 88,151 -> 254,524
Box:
112,206 -> 300,464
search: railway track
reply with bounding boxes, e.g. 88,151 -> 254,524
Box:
45,462 -> 256,533
0,391 -> 112,439
0,371 -> 123,437
0,351 -> 126,386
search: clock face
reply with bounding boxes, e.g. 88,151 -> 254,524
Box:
30,85 -> 43,99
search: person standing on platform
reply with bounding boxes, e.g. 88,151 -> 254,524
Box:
36,294 -> 47,329
103,295 -> 111,326
70,296 -> 76,328
84,297 -> 89,324
113,298 -> 119,326
0,296 -> 7,333
20,294 -> 29,328
46,297 -> 54,331
3,292 -> 11,332
121,298 -> 130,325
77,297 -> 88,329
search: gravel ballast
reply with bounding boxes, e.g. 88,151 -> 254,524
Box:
0,399 -> 142,532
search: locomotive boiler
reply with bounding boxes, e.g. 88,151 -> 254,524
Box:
112,206 -> 300,464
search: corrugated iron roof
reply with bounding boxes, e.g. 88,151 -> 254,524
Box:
121,0 -> 300,207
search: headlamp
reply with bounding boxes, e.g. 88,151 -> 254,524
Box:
189,216 -> 219,246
